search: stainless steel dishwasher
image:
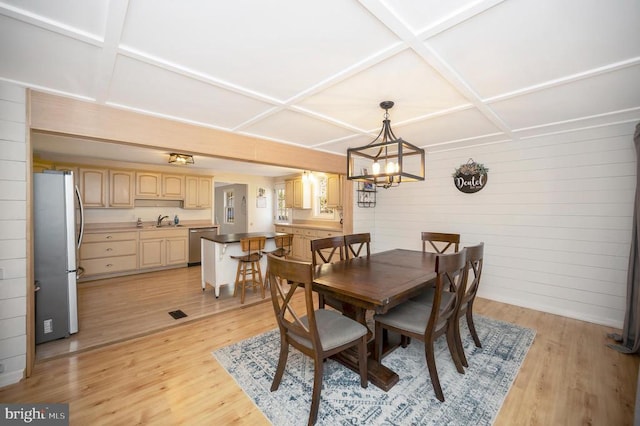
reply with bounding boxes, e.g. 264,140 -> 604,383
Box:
188,227 -> 219,266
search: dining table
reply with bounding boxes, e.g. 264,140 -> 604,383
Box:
312,248 -> 438,391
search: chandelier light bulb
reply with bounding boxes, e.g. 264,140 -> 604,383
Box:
372,161 -> 380,175
386,161 -> 396,174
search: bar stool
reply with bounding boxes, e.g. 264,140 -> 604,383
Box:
230,236 -> 266,303
263,233 -> 294,289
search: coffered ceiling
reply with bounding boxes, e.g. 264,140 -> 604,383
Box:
2,0 -> 639,174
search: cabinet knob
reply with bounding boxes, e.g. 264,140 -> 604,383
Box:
106,264 -> 113,268
106,235 -> 113,239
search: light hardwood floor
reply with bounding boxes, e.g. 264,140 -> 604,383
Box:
36,266 -> 269,361
4,267 -> 639,425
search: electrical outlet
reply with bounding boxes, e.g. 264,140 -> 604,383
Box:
44,319 -> 52,334
0,363 -> 4,373
0,267 -> 4,280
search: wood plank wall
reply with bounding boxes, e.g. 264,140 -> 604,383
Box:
355,122 -> 637,328
0,81 -> 28,386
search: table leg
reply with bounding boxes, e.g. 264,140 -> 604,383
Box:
330,304 -> 400,391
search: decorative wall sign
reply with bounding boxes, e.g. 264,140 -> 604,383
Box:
452,158 -> 489,193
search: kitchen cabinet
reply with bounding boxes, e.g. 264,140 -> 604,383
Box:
136,172 -> 186,200
326,174 -> 342,208
135,172 -> 162,198
139,228 -> 188,268
287,226 -> 342,261
109,170 -> 135,208
162,174 -> 184,199
290,177 -> 311,209
184,176 -> 212,209
284,179 -> 294,208
80,231 -> 138,277
79,167 -> 107,208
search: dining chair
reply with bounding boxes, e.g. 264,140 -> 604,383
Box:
411,231 -> 461,306
421,231 -> 460,254
230,236 -> 266,304
344,233 -> 371,259
373,249 -> 468,402
267,254 -> 368,425
455,242 -> 484,367
311,236 -> 346,310
263,233 -> 295,289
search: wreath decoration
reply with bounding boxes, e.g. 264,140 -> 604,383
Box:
452,158 -> 488,193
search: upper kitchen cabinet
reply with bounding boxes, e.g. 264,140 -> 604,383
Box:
326,174 -> 342,208
135,172 -> 184,200
79,167 -> 134,208
162,174 -> 185,199
284,179 -> 294,208
184,176 -> 212,209
78,167 -> 107,208
109,170 -> 135,208
288,177 -> 311,209
135,172 -> 162,198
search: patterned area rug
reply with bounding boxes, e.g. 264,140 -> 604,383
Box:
213,315 -> 535,425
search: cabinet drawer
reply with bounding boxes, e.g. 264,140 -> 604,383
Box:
292,228 -> 305,235
140,229 -> 188,239
303,229 -> 317,237
316,230 -> 342,238
275,226 -> 291,233
80,240 -> 137,259
83,231 -> 138,243
81,255 -> 137,276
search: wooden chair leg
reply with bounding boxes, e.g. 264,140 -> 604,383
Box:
233,261 -> 242,298
454,317 -> 468,368
240,262 -> 247,304
318,293 -> 325,309
446,322 -> 465,374
308,355 -> 324,426
424,340 -> 444,402
256,260 -> 265,299
271,338 -> 289,391
466,306 -> 482,348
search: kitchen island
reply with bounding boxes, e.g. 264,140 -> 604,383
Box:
201,232 -> 286,297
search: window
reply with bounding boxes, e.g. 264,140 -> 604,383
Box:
275,184 -> 288,221
224,190 -> 234,223
314,175 -> 335,219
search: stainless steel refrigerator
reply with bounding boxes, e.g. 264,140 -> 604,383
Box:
34,170 -> 84,344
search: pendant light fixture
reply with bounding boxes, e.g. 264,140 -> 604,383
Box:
347,101 -> 425,189
168,153 -> 194,165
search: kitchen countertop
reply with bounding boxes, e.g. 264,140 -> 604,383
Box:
203,231 -> 285,244
84,221 -> 217,233
274,222 -> 342,232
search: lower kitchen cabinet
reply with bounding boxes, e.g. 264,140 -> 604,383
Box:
139,228 -> 188,269
80,231 -> 138,277
282,226 -> 342,262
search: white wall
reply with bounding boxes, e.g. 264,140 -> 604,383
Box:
0,81 -> 27,386
354,122 -> 637,328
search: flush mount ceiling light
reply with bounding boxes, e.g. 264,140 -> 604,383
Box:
168,153 -> 194,165
347,101 -> 425,189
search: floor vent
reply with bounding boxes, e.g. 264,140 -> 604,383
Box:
168,310 -> 188,319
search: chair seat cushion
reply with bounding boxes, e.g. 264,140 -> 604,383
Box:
292,309 -> 367,351
374,292 -> 455,335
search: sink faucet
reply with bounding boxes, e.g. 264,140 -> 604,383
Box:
157,215 -> 169,226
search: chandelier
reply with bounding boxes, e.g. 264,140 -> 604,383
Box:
347,101 -> 425,189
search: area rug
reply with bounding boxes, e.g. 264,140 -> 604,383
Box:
212,315 -> 535,425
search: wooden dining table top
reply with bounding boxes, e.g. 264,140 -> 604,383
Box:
313,249 -> 438,314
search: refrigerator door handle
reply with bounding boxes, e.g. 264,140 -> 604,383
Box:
75,184 -> 84,249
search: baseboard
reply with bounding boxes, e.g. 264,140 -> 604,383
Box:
0,368 -> 24,388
